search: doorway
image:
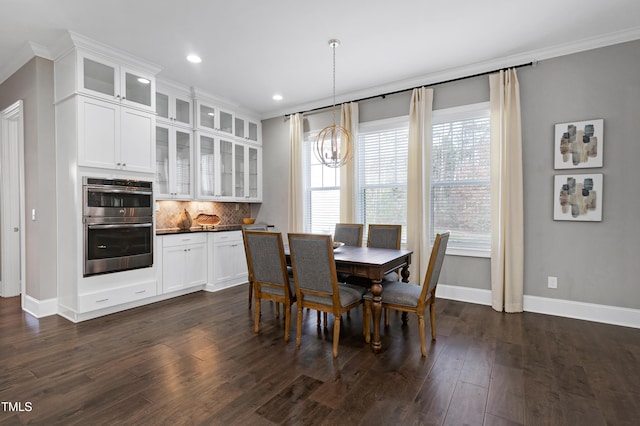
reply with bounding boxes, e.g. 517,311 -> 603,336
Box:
1,100 -> 25,298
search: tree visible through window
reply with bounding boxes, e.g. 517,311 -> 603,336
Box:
431,103 -> 491,253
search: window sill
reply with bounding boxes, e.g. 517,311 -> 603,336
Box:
445,247 -> 490,258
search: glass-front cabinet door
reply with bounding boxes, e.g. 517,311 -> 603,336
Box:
174,129 -> 192,197
155,123 -> 193,199
123,69 -> 153,109
156,84 -> 192,127
155,126 -> 170,196
234,144 -> 245,198
198,103 -> 216,132
198,133 -> 217,198
219,139 -> 234,197
79,52 -> 155,112
248,146 -> 260,199
82,56 -> 117,99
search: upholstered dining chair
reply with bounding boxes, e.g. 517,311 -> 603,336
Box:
242,230 -> 295,342
334,223 -> 364,247
287,233 -> 366,357
243,224 -> 269,309
364,232 -> 449,356
367,224 -> 402,250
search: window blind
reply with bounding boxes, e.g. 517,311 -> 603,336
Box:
357,121 -> 409,245
303,133 -> 340,234
431,104 -> 491,251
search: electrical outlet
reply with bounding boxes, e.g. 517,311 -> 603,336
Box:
548,276 -> 558,289
235,204 -> 239,211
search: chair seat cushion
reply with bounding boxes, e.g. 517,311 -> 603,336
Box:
339,282 -> 368,295
363,281 -> 420,308
304,285 -> 363,308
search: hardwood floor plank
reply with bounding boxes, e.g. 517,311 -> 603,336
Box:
1,287 -> 640,425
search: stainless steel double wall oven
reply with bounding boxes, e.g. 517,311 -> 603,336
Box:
83,177 -> 154,276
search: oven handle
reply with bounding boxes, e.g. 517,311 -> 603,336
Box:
86,187 -> 153,196
87,222 -> 153,230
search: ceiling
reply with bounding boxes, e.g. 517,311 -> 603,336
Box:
2,0 -> 640,119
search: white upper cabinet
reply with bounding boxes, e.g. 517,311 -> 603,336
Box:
196,100 -> 235,135
78,51 -> 156,112
78,96 -> 155,173
234,113 -> 261,145
155,81 -> 193,128
155,123 -> 194,199
54,33 -> 160,113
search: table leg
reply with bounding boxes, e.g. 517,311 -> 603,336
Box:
401,265 -> 410,283
370,280 -> 383,353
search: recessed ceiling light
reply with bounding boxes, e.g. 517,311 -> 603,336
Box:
137,77 -> 150,84
272,94 -> 283,101
187,54 -> 202,64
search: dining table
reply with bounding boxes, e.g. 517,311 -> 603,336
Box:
286,244 -> 413,353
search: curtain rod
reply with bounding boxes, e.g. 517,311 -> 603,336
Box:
286,61 -> 535,118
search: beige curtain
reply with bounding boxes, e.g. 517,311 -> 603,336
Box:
407,87 -> 434,283
340,102 -> 358,222
288,113 -> 304,232
489,69 -> 524,313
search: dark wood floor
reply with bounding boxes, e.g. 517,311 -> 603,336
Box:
1,285 -> 639,425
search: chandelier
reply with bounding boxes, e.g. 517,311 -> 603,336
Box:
313,39 -> 352,168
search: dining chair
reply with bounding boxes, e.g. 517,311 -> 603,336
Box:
334,223 -> 364,247
288,233 -> 366,357
364,232 -> 449,356
367,224 -> 403,281
242,230 -> 295,342
243,224 -> 269,309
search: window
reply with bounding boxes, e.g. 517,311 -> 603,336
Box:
356,117 -> 409,246
431,102 -> 491,255
303,131 -> 340,234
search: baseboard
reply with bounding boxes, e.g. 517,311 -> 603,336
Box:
22,294 -> 58,318
436,284 -> 640,329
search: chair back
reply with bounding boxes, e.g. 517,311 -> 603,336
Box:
334,223 -> 363,247
367,224 -> 402,249
287,233 -> 340,305
418,232 -> 450,305
243,230 -> 292,299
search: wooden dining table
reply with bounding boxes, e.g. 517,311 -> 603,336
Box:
286,244 -> 413,353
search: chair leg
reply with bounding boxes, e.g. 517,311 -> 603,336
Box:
429,303 -> 436,341
253,298 -> 261,334
384,307 -> 390,327
248,282 -> 253,309
296,306 -> 303,347
323,312 -> 328,328
275,302 -> 280,318
284,304 -> 291,342
363,301 -> 371,343
332,314 -> 341,358
317,311 -> 321,327
418,314 -> 426,357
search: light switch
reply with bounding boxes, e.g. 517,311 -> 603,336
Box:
32,209 -> 36,221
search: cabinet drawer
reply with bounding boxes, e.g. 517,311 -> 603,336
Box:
78,280 -> 156,312
212,230 -> 242,244
162,233 -> 207,247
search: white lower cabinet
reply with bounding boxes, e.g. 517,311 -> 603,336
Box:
77,280 -> 156,313
207,231 -> 248,289
161,233 -> 207,293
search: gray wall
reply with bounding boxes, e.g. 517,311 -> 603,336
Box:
258,39 -> 640,310
0,57 -> 57,300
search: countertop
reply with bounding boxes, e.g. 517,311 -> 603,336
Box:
156,225 -> 243,235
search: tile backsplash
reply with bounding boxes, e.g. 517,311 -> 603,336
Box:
156,201 -> 251,229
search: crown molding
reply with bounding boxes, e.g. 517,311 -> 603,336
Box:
0,41 -> 51,86
262,26 -> 640,120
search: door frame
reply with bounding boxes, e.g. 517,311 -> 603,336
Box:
0,100 -> 26,299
